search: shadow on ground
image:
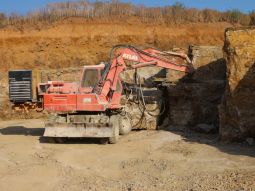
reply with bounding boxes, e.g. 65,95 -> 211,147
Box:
169,128 -> 255,158
0,126 -> 44,136
0,125 -> 110,144
40,136 -> 107,144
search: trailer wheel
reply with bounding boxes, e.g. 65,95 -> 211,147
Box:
109,115 -> 119,144
119,116 -> 132,135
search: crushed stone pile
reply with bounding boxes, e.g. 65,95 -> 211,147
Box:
220,27 -> 255,141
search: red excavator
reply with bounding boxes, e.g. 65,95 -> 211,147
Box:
9,45 -> 194,143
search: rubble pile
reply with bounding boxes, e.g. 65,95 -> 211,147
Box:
164,46 -> 226,132
120,66 -> 165,130
121,87 -> 162,130
220,27 -> 255,141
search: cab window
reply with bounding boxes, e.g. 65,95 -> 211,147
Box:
81,69 -> 99,88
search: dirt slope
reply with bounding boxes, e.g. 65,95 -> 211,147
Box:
0,119 -> 254,191
0,20 -> 231,72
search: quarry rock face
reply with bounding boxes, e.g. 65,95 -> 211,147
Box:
220,28 -> 255,141
164,46 -> 226,131
189,45 -> 226,82
166,81 -> 225,129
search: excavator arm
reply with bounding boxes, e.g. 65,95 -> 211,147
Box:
97,45 -> 194,99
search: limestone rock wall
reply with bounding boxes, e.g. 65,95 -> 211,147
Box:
189,45 -> 226,82
220,27 -> 255,141
164,46 -> 226,131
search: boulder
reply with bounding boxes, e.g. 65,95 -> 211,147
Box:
120,66 -> 165,87
121,88 -> 163,130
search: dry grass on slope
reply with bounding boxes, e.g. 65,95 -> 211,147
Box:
0,20 -> 232,72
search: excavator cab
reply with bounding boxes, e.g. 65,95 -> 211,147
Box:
79,63 -> 105,93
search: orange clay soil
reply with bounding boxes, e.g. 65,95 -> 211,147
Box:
0,19 -> 232,72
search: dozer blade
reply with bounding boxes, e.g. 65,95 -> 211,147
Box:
44,122 -> 113,138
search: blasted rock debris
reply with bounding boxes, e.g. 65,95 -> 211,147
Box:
121,88 -> 163,130
220,27 -> 255,141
